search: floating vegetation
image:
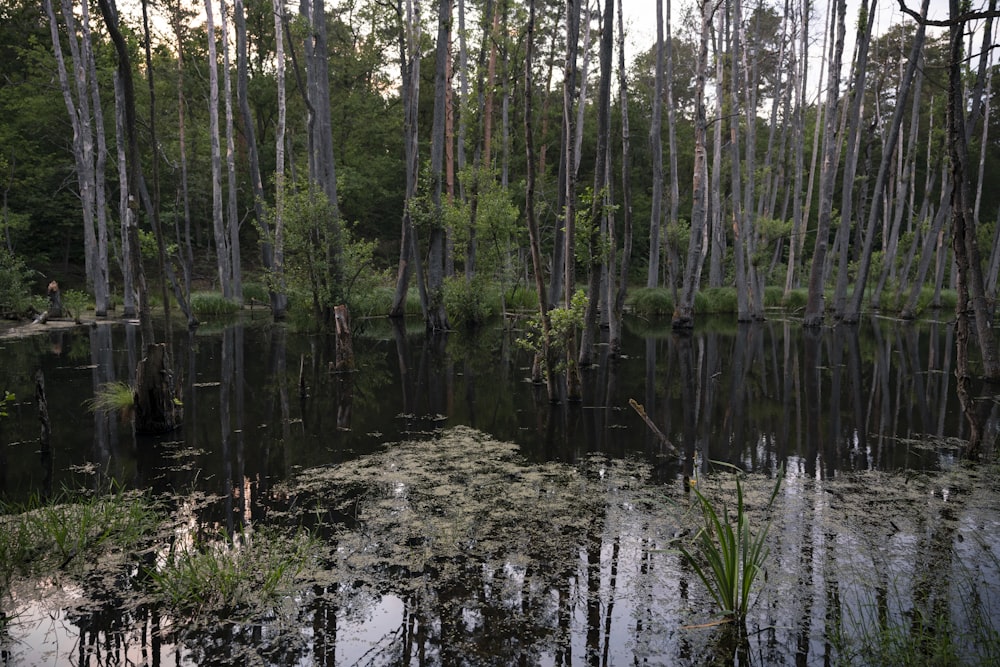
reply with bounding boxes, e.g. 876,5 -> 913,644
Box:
1,430 -> 998,665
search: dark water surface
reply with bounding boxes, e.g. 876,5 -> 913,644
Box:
1,314 -> 998,665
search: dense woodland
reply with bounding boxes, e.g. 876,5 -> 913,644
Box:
2,0 -> 1000,409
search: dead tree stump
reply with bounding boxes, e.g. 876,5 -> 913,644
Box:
334,304 -> 354,373
134,343 -> 182,434
47,281 -> 63,318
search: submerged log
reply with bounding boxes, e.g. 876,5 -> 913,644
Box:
334,304 -> 354,372
134,343 -> 182,434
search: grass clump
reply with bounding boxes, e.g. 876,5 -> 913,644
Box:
190,291 -> 242,316
629,287 -> 674,317
698,287 -> 739,314
148,527 -> 315,618
679,463 -> 784,624
85,381 -> 135,413
444,275 -> 498,328
242,282 -> 270,304
0,488 -> 161,587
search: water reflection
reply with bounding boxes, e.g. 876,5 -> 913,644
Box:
1,315 -> 998,665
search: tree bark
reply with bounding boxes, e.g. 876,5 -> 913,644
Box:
524,0 -> 556,401
673,0 -> 710,329
843,0 -> 929,322
802,0 -> 846,328
647,0 -> 665,289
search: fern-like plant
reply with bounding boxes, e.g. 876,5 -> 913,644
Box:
679,464 -> 784,623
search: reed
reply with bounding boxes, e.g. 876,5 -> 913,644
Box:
679,464 -> 784,623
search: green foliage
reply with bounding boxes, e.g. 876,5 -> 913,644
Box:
443,275 -> 497,328
0,248 -> 35,318
85,381 -> 135,413
699,287 -> 739,314
763,286 -> 784,308
0,489 -> 161,589
517,290 -> 588,374
263,183 -> 344,328
147,528 -> 314,619
190,291 -> 242,316
678,464 -> 784,623
242,282 -> 270,305
340,222 -> 391,317
504,285 -> 539,312
783,288 -> 810,311
60,289 -> 90,320
0,390 -> 13,419
628,287 -> 674,316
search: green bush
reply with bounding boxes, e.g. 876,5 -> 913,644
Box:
504,285 -> 539,312
699,287 -> 739,314
782,288 -> 809,311
0,249 -> 35,318
628,287 -> 673,316
444,275 -> 498,328
242,282 -> 269,304
190,291 -> 242,316
763,285 -> 784,308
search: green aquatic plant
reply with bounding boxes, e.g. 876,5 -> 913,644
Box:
148,527 -> 315,618
0,488 -> 161,583
85,381 -> 135,413
679,464 -> 784,624
190,291 -> 242,316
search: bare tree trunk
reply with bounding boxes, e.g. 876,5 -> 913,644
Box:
169,3 -> 196,317
98,0 -> 152,344
609,0 -> 633,357
665,0 -> 680,297
234,0 -> 284,316
113,72 -> 135,319
945,0 -> 1000,387
843,0 -> 929,323
832,0 -> 876,319
426,0 -> 451,331
786,0 -> 820,297
728,0 -> 752,321
272,0 -> 288,315
45,0 -> 103,314
873,50 -> 924,308
673,0 -> 709,329
219,0 -> 242,302
562,0 -> 582,400
709,17 -> 726,289
81,1 -> 110,317
647,0 -> 665,289
579,0 -> 613,365
524,0 -> 556,401
205,0 -> 232,299
802,0 -> 846,328
391,0 -> 428,318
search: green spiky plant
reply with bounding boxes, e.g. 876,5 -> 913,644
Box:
679,464 -> 784,624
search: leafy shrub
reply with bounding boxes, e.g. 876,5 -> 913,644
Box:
699,287 -> 739,314
782,288 -> 809,311
504,285 -> 539,312
242,282 -> 269,305
628,287 -> 673,316
190,291 -> 242,316
444,275 -> 497,328
0,249 -> 35,318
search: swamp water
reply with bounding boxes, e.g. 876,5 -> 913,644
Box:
0,314 -> 998,665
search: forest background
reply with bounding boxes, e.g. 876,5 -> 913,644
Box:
2,0 -> 1000,410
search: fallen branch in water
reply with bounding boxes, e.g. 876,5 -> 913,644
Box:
628,398 -> 680,456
